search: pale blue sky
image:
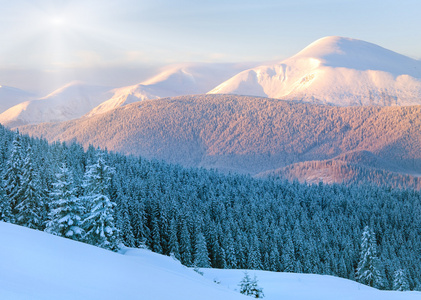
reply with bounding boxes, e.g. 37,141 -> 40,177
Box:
1,0 -> 420,93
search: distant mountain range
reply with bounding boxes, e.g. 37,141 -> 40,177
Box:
0,63 -> 252,126
0,82 -> 113,127
0,85 -> 36,113
208,36 -> 421,106
4,36 -> 421,187
19,94 -> 421,189
2,36 -> 421,127
85,62 -> 252,117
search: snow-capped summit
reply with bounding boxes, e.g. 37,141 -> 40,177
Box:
0,85 -> 36,114
86,62 -> 252,117
293,36 -> 420,76
208,36 -> 421,106
0,81 -> 113,127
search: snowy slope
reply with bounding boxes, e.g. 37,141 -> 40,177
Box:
208,36 -> 421,106
0,221 -> 246,300
0,85 -> 36,113
86,62 -> 251,117
202,268 -> 421,300
1,222 -> 419,300
0,82 -> 113,127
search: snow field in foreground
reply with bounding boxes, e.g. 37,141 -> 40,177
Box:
1,221 -> 420,300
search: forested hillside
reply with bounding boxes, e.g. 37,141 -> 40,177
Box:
1,125 -> 421,290
18,95 -> 421,185
260,157 -> 421,190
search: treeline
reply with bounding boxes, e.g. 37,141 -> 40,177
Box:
0,124 -> 420,291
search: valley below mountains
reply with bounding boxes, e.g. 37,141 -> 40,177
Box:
18,94 -> 421,189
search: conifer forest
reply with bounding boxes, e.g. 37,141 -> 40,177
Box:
0,125 -> 420,291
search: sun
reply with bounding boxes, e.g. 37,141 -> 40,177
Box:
50,16 -> 66,27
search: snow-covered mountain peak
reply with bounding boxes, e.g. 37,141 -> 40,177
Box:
141,64 -> 196,87
208,36 -> 421,106
85,62 -> 253,117
0,82 -> 114,127
291,36 -> 421,77
0,85 -> 36,114
291,36 -> 346,61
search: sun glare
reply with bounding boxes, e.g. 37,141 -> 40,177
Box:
50,16 -> 65,27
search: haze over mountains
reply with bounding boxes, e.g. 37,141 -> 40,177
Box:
0,82 -> 113,127
0,63 -> 252,126
0,85 -> 36,113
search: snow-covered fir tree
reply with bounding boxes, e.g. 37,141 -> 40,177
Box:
14,146 -> 45,230
193,231 -> 211,268
393,269 -> 410,291
168,217 -> 181,260
239,272 -> 264,298
179,218 -> 192,266
356,226 -> 384,288
115,195 -> 135,247
46,162 -> 84,240
82,151 -> 119,251
1,133 -> 24,222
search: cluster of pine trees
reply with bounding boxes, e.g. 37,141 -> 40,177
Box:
0,125 -> 420,291
0,130 -> 119,251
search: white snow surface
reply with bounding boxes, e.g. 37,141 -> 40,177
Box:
1,222 -> 420,300
0,82 -> 113,127
202,268 -> 421,300
86,62 -> 252,117
208,36 -> 421,106
0,85 -> 36,113
0,221 -> 245,300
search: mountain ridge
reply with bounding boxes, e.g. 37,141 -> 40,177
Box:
86,62 -> 253,117
208,36 -> 421,106
0,85 -> 36,113
17,94 -> 421,187
0,82 -> 113,127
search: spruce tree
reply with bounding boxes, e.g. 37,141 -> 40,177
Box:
46,162 -> 84,240
393,269 -> 410,291
15,146 -> 45,230
115,195 -> 135,247
193,231 -> 211,268
150,202 -> 163,253
248,235 -> 262,270
82,151 -> 119,251
168,217 -> 181,260
1,133 -> 24,222
179,218 -> 192,266
356,226 -> 384,288
239,272 -> 264,298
